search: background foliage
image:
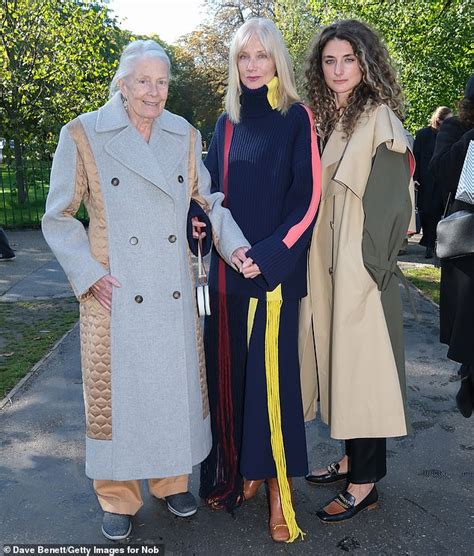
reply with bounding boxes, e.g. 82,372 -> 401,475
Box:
1,0 -> 472,171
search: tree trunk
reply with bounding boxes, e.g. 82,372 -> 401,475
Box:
13,138 -> 27,204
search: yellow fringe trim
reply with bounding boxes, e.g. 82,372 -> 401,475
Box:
266,76 -> 280,110
247,297 -> 258,349
265,285 -> 305,542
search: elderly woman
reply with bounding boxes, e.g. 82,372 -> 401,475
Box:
300,20 -> 414,522
42,40 -> 249,541
199,18 -> 321,542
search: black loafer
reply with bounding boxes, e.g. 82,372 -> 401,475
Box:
305,462 -> 348,485
165,491 -> 197,517
317,485 -> 378,523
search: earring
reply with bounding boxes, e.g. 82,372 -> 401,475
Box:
121,94 -> 128,111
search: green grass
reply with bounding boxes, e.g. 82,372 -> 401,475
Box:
0,298 -> 79,398
403,266 -> 441,305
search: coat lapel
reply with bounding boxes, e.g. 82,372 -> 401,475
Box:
97,93 -> 188,199
320,129 -> 349,199
322,106 -> 410,200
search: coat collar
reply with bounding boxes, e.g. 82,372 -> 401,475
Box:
96,92 -> 188,136
96,92 -> 189,199
321,104 -> 411,199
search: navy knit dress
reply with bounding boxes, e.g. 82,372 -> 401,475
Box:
199,82 -> 318,512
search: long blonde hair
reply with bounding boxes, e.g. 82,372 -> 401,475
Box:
225,18 -> 299,124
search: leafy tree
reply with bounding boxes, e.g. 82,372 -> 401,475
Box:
277,0 -> 473,132
0,0 -> 129,202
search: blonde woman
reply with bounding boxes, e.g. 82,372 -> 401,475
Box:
199,17 -> 321,542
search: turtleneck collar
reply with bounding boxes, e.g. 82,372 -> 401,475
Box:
240,76 -> 279,119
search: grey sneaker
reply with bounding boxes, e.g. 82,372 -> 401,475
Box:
101,511 -> 132,540
165,491 -> 197,517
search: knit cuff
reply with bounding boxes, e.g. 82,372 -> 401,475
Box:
246,238 -> 289,291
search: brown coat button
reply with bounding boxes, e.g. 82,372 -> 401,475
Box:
168,235 -> 177,243
178,175 -> 184,183
134,295 -> 143,303
111,177 -> 120,186
172,291 -> 181,299
129,236 -> 138,245
328,267 -> 333,275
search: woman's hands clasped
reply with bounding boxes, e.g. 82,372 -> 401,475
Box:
231,247 -> 261,279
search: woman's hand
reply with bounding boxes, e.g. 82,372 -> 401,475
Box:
192,216 -> 207,239
90,274 -> 122,313
231,247 -> 249,271
241,257 -> 261,279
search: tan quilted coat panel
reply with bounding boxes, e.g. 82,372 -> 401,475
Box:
66,119 -> 112,441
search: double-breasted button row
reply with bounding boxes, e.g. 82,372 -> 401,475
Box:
111,177 -> 120,186
135,292 -> 180,303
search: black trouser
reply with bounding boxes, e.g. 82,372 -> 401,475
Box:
0,228 -> 14,258
345,438 -> 386,484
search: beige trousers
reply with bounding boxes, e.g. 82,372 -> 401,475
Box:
94,474 -> 189,515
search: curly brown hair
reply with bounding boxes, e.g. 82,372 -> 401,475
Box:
304,19 -> 404,140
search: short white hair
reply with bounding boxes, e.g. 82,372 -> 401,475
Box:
225,18 -> 299,123
109,39 -> 171,98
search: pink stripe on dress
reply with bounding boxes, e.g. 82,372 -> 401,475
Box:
283,105 -> 322,249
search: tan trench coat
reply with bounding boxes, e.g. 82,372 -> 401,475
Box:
299,104 -> 413,439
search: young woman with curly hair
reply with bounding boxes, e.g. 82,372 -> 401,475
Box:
299,19 -> 415,522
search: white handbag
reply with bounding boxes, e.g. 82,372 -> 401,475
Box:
196,238 -> 211,317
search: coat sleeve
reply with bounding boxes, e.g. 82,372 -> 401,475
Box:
245,107 -> 319,291
429,118 -> 474,200
192,127 -> 250,266
362,144 -> 412,291
41,125 -> 108,297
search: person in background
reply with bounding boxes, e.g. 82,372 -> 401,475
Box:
300,19 -> 413,523
0,227 -> 15,261
42,39 -> 249,541
414,106 -> 453,258
430,74 -> 474,418
199,17 -> 320,543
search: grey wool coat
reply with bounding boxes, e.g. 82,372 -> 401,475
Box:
42,92 -> 249,480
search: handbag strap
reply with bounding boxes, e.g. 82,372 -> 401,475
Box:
442,192 -> 453,219
197,236 -> 207,283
